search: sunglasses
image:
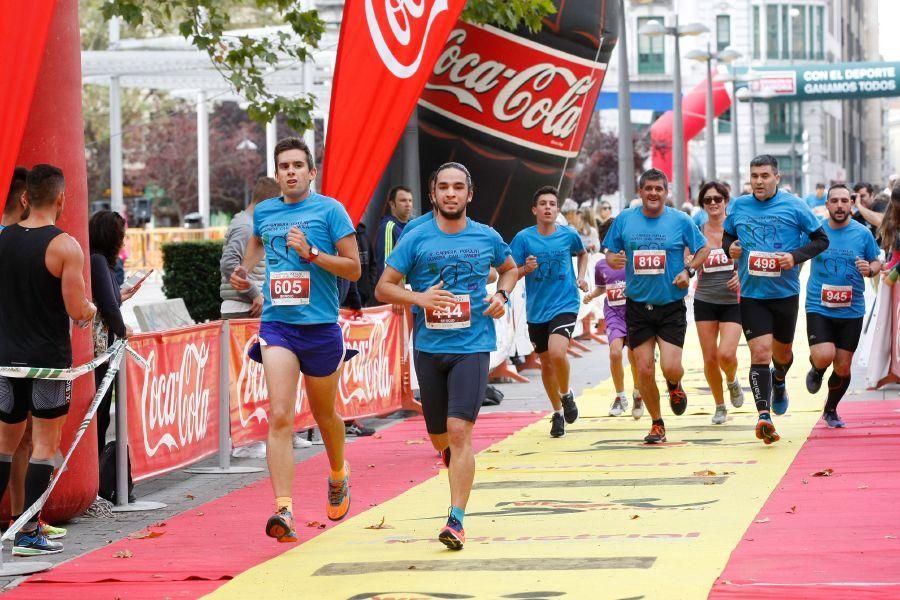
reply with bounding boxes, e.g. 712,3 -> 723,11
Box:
703,195 -> 726,204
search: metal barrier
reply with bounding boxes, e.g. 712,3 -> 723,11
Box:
123,227 -> 227,271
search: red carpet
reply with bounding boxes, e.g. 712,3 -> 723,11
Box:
8,412 -> 541,599
710,400 -> 900,599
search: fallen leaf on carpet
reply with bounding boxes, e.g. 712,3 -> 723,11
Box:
754,518 -> 770,524
365,516 -> 394,530
787,506 -> 797,514
150,521 -> 167,527
306,521 -> 327,529
485,449 -> 499,453
113,550 -> 133,558
630,515 -> 639,520
408,565 -> 417,570
128,530 -> 165,540
885,535 -> 897,539
693,469 -> 717,476
186,494 -> 195,500
486,466 -> 497,470
858,485 -> 869,489
368,464 -> 375,468
811,468 -> 834,477
196,512 -> 205,516
405,439 -> 424,445
802,479 -> 808,484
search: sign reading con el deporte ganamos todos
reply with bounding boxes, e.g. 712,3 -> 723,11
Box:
735,61 -> 900,102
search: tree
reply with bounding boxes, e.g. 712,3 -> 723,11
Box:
571,112 -> 648,204
101,0 -> 556,133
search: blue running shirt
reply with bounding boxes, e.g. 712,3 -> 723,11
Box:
724,190 -> 823,299
603,206 -> 707,305
397,211 -> 434,242
253,193 -> 356,325
386,218 -> 512,354
510,225 -> 585,324
806,219 -> 879,319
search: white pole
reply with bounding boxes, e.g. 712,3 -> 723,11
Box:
672,18 -> 685,207
266,118 -> 277,177
197,90 -> 210,227
109,17 -> 124,216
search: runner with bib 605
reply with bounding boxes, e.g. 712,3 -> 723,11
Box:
723,155 -> 829,444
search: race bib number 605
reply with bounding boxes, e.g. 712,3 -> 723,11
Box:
425,294 -> 472,330
748,251 -> 781,277
270,271 -> 310,305
633,249 -> 666,275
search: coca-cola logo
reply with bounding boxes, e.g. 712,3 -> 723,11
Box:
419,23 -> 606,158
339,319 -> 393,404
235,334 -> 269,427
365,0 -> 449,79
140,343 -> 212,457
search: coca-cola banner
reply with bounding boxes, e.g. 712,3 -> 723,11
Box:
417,0 -> 618,239
126,323 -> 222,482
228,305 -> 414,448
321,0 -> 467,223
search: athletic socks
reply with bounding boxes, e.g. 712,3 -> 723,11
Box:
555,408 -> 564,416
652,418 -> 665,427
824,372 -> 851,412
0,454 -> 11,501
450,505 -> 465,527
330,465 -> 347,481
23,459 -> 54,527
750,364 -> 772,412
275,496 -> 293,514
772,356 -> 793,385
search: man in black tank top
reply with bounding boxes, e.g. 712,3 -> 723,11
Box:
0,164 -> 96,556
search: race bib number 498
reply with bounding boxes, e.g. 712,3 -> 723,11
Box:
270,271 -> 310,305
748,251 -> 781,277
633,249 -> 666,275
425,294 -> 472,330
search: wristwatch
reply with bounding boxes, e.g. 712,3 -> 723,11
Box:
495,289 -> 510,303
685,266 -> 697,278
308,246 -> 320,262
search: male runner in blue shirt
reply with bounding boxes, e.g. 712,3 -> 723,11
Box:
604,169 -> 709,444
376,162 -> 518,551
723,155 -> 829,444
804,184 -> 881,427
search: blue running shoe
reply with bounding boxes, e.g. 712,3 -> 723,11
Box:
771,370 -> 789,415
438,515 -> 465,550
13,527 -> 63,556
823,411 -> 845,428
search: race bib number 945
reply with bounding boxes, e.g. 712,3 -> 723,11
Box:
633,249 -> 666,275
425,294 -> 472,330
606,281 -> 626,306
748,251 -> 781,277
821,284 -> 852,308
270,271 -> 310,305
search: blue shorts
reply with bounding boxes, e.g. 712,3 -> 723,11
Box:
249,321 -> 358,377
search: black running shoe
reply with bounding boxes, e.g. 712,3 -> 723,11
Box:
643,423 -> 666,444
668,383 -> 688,416
550,412 -> 566,438
560,390 -> 578,424
806,367 -> 824,394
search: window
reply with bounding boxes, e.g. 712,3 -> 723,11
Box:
716,15 -> 731,52
766,5 -> 779,59
637,17 -> 665,74
815,6 -> 825,60
766,103 -> 801,143
791,4 -> 806,59
718,107 -> 732,134
781,5 -> 789,58
753,6 -> 761,59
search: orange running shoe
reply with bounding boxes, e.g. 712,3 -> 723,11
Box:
644,422 -> 666,444
755,415 -> 780,445
439,514 -> 465,550
265,507 -> 298,542
668,383 -> 688,416
327,461 -> 351,521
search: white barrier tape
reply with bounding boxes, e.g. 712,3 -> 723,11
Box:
0,343 -> 124,381
2,340 -> 146,542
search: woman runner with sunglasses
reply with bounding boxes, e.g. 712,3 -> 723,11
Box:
693,181 -> 745,424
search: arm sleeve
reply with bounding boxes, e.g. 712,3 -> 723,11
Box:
331,203 -> 357,242
90,254 -> 126,338
790,227 -> 829,264
594,264 -> 605,287
220,220 -> 259,302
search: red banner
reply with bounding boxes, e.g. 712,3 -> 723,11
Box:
228,305 -> 414,448
126,323 -> 222,482
321,0 -> 467,223
419,21 -> 605,158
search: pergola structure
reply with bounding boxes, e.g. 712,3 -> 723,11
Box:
81,11 -> 336,226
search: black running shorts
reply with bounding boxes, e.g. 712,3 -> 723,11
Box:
806,313 -> 864,352
693,299 -> 741,324
413,351 -> 490,435
625,299 -> 687,349
527,312 -> 578,354
0,376 -> 71,423
739,296 -> 799,344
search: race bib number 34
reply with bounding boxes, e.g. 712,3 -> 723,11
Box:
270,271 -> 310,305
425,294 -> 472,330
821,284 -> 852,308
748,251 -> 781,277
606,281 -> 626,306
703,248 -> 733,273
633,249 -> 666,275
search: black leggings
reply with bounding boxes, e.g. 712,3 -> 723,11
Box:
95,363 -> 114,457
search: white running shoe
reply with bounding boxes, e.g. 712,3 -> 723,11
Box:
631,391 -> 644,420
608,396 -> 626,416
712,404 -> 727,424
728,380 -> 745,408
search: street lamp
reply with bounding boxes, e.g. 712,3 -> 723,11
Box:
736,84 -> 776,166
640,17 -> 709,207
685,45 -> 742,183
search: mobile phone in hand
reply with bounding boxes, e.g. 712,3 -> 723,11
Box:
121,269 -> 152,292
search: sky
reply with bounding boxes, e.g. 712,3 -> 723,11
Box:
880,0 -> 900,60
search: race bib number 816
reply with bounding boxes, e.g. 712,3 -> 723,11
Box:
633,249 -> 666,275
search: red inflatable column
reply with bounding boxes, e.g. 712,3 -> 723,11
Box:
15,0 -> 98,521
